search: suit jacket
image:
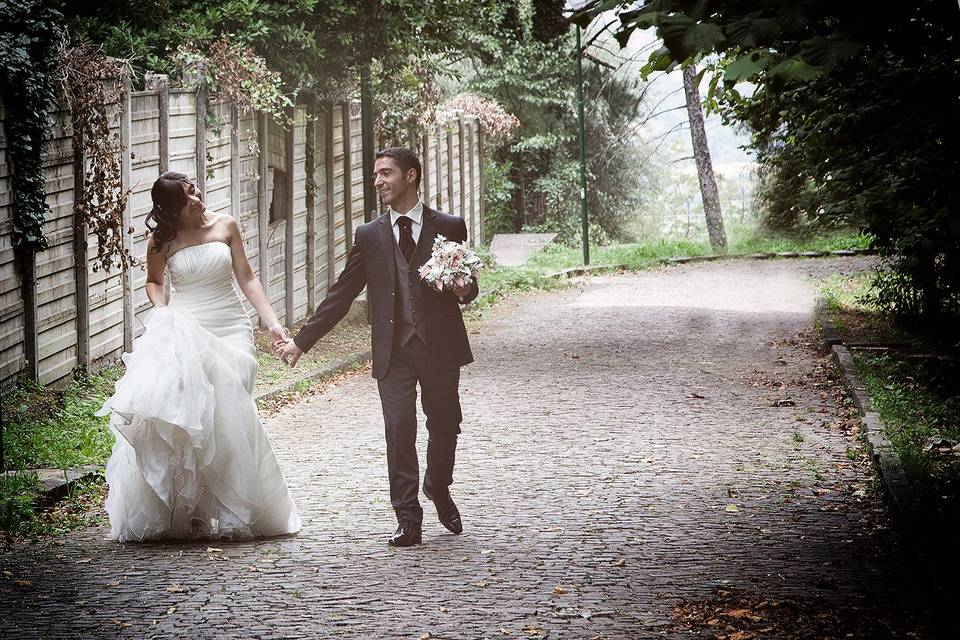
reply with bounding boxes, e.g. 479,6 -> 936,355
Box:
293,205 -> 479,379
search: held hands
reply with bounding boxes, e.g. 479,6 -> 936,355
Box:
274,337 -> 303,367
267,323 -> 303,367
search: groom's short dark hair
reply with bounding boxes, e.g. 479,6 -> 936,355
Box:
376,147 -> 421,190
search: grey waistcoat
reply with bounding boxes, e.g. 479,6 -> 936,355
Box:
393,238 -> 428,347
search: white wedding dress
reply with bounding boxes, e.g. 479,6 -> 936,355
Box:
98,241 -> 301,542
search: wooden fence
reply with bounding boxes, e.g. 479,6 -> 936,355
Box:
0,76 -> 485,389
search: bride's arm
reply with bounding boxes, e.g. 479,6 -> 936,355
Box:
225,217 -> 285,338
145,236 -> 168,307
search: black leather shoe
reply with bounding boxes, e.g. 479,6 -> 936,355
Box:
423,487 -> 463,534
388,521 -> 422,547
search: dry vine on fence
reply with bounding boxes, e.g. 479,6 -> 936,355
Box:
60,45 -> 135,272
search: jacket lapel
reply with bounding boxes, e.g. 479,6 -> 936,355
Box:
377,213 -> 397,284
412,206 -> 438,269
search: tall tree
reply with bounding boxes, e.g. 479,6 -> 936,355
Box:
681,64 -> 726,252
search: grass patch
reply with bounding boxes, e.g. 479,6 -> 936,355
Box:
0,471 -> 108,537
818,271 -> 912,344
855,351 -> 960,491
510,229 -> 870,274
3,367 -> 119,471
2,367 -> 118,536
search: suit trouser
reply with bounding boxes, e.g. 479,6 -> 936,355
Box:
377,335 -> 462,525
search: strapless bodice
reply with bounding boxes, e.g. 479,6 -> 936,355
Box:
168,241 -> 235,291
166,240 -> 255,364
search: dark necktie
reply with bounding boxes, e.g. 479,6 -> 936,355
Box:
397,216 -> 416,264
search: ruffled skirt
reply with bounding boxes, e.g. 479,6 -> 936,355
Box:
98,305 -> 301,542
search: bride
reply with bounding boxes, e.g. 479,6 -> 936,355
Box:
97,171 -> 301,542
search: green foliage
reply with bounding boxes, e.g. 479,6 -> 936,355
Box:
61,0 -> 507,102
578,0 -> 960,332
482,158 -> 518,236
0,0 -> 64,251
856,352 -> 960,485
468,5 -> 654,246
3,368 -> 118,471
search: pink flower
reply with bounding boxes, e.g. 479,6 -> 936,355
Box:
435,280 -> 443,291
453,275 -> 467,290
419,264 -> 432,278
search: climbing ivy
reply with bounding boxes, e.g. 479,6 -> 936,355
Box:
0,0 -> 64,251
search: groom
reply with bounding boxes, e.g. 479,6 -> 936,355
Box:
276,147 -> 478,547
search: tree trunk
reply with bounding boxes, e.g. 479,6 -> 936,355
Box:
682,64 -> 727,252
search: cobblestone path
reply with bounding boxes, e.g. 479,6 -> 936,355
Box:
1,257 -> 933,639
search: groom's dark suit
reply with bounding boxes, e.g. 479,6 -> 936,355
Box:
293,204 -> 478,525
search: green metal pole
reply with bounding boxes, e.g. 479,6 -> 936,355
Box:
360,65 -> 377,223
575,25 -> 589,265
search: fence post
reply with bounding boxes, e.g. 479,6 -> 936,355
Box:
466,120 -> 476,246
435,123 -> 443,210
324,106 -> 336,289
120,73 -> 134,353
230,104 -> 240,218
195,85 -> 207,194
458,114 -> 466,221
72,108 -> 90,370
284,107 -> 295,326
305,116 -> 317,314
477,122 -> 485,245
446,124 -> 454,213
341,103 -> 353,252
421,131 -> 430,207
360,68 -> 377,223
257,111 -> 269,318
145,73 -> 170,302
146,73 -> 170,172
18,250 -> 38,382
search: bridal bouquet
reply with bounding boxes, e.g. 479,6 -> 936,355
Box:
418,235 -> 482,292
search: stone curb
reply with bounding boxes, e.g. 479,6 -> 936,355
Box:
829,343 -> 924,529
254,350 -> 373,404
543,247 -> 877,280
814,295 -> 922,527
3,465 -> 103,500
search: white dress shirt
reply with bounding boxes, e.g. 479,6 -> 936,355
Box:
389,200 -> 424,245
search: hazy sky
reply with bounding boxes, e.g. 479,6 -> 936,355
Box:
584,17 -> 756,177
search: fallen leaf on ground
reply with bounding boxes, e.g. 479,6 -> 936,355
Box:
499,628 -> 510,635
553,585 -> 568,595
522,625 -> 545,636
725,504 -> 739,513
419,634 -> 430,639
166,607 -> 177,615
613,558 -> 626,567
106,580 -> 121,587
206,547 -> 222,553
111,619 -> 132,629
14,579 -> 32,587
439,606 -> 449,613
75,558 -> 92,564
473,580 -> 488,588
725,608 -> 763,622
165,584 -> 187,593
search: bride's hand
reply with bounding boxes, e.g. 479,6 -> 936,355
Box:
267,323 -> 289,345
277,340 -> 303,367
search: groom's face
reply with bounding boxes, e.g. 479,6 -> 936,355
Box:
374,157 -> 415,206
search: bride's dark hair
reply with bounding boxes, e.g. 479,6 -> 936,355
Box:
145,171 -> 191,254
